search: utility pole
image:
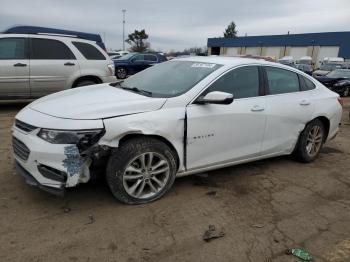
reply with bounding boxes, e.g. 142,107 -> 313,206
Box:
122,9 -> 126,51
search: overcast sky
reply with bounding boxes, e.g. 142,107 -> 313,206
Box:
1,0 -> 349,52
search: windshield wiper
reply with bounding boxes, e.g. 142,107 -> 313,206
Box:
120,86 -> 153,97
109,81 -> 124,87
110,82 -> 152,96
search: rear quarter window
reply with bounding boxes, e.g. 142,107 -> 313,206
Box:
72,42 -> 106,60
299,75 -> 316,91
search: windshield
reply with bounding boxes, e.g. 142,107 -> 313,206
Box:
327,69 -> 350,78
296,64 -> 311,70
120,60 -> 222,97
319,64 -> 342,71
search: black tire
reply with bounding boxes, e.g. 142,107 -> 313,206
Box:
116,67 -> 128,79
294,119 -> 325,163
75,80 -> 97,87
106,137 -> 177,204
342,87 -> 349,97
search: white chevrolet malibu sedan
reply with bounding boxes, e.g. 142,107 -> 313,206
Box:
12,56 -> 342,204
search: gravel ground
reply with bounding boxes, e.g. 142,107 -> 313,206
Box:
0,98 -> 350,262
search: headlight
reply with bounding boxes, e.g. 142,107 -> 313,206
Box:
37,129 -> 104,146
334,81 -> 347,87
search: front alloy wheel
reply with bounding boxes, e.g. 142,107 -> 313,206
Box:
106,137 -> 177,204
123,152 -> 170,199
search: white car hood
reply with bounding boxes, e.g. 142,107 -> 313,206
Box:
313,70 -> 329,76
29,84 -> 167,120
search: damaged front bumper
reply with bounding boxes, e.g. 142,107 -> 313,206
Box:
15,160 -> 65,196
12,123 -> 99,195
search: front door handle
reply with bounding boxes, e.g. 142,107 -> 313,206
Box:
64,62 -> 75,66
251,105 -> 265,112
13,63 -> 27,67
300,100 -> 311,106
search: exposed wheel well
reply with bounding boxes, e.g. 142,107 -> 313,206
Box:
72,75 -> 102,88
294,116 -> 330,153
314,116 -> 330,142
118,134 -> 180,170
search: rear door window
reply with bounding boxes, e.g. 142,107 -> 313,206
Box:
144,54 -> 158,62
132,54 -> 145,62
0,38 -> 27,59
265,67 -> 300,95
72,41 -> 106,60
31,38 -> 75,59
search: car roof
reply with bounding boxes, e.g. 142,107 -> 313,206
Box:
0,32 -> 98,45
3,26 -> 105,49
174,55 -> 279,67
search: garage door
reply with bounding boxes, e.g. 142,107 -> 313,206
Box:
225,47 -> 239,56
265,47 -> 281,59
245,47 -> 260,56
289,47 -> 308,60
317,46 -> 340,65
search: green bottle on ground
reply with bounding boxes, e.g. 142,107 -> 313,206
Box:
286,248 -> 312,261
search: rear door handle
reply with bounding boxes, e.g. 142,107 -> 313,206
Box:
300,100 -> 311,106
251,105 -> 265,112
13,63 -> 27,67
64,62 -> 75,66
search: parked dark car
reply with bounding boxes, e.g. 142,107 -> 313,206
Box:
114,53 -> 167,79
295,64 -> 313,75
312,63 -> 342,77
315,69 -> 350,97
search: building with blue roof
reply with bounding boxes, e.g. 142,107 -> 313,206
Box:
207,31 -> 350,66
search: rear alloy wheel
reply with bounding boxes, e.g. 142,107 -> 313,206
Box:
343,87 -> 349,97
106,137 -> 177,204
294,119 -> 325,163
305,125 -> 324,158
116,67 -> 128,79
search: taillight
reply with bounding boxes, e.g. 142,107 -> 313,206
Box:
107,64 -> 115,76
337,97 -> 344,107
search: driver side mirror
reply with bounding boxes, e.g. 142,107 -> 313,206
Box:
196,91 -> 234,105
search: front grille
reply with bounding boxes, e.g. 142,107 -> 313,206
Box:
15,120 -> 37,133
12,137 -> 30,161
323,82 -> 333,88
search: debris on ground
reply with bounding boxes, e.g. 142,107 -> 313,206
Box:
286,248 -> 312,261
202,225 -> 225,242
63,207 -> 71,213
206,190 -> 217,196
251,224 -> 265,228
85,215 -> 95,225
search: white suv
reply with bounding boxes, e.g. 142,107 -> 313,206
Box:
0,33 -> 116,99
